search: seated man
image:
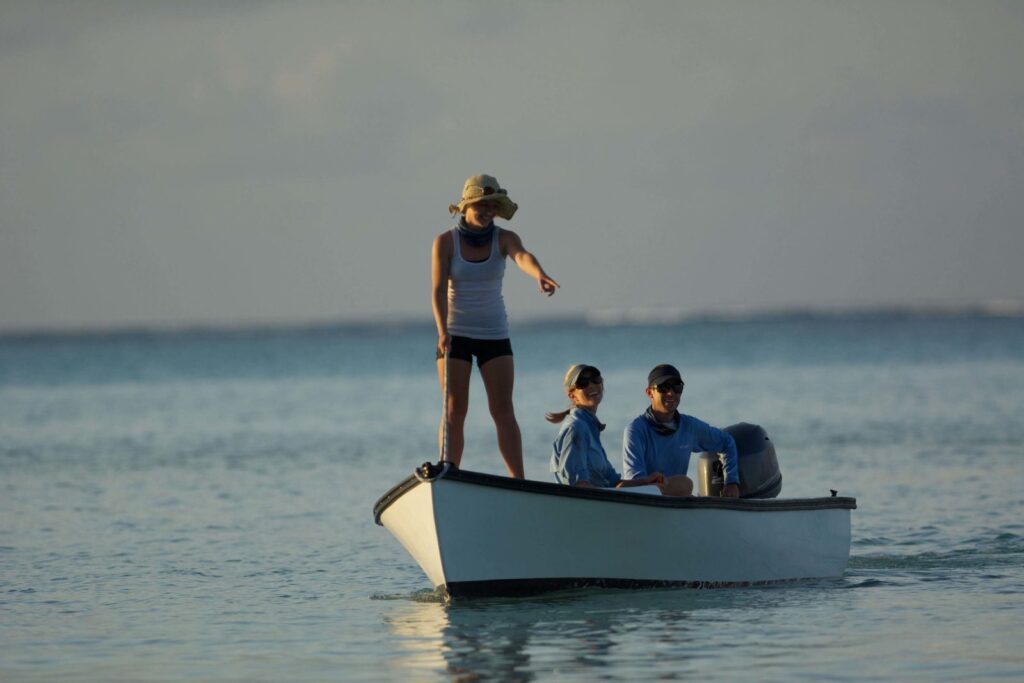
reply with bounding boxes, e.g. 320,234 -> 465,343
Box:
622,364 -> 740,498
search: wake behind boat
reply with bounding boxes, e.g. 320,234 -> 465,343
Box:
373,451 -> 856,599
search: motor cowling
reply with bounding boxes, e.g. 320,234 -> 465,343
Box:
697,422 -> 782,498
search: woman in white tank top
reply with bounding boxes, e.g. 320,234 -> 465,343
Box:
431,174 -> 560,478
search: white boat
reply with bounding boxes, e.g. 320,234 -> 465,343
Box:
373,461 -> 856,599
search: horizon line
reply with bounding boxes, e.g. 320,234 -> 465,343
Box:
1,299 -> 1022,340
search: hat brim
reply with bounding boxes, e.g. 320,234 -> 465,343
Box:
649,374 -> 682,387
453,195 -> 518,221
564,364 -> 599,389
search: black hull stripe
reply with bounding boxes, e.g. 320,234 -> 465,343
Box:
443,576 -> 824,599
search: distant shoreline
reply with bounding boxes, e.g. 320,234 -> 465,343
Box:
2,300 -> 1022,341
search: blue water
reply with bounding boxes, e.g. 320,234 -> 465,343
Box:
2,315 -> 1023,681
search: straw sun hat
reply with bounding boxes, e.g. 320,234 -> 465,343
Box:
448,174 -> 518,220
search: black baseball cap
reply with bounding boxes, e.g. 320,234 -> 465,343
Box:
647,364 -> 683,387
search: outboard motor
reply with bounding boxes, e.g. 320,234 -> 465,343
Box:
697,422 -> 782,498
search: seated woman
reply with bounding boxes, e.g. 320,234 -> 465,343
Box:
547,364 -> 669,491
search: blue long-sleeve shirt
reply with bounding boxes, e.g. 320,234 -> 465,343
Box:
550,408 -> 621,487
622,412 -> 739,485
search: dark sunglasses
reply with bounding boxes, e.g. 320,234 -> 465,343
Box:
575,374 -> 604,389
653,381 -> 684,394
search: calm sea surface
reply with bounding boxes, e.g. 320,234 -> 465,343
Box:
2,315 -> 1022,681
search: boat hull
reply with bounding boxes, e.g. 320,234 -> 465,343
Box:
374,465 -> 855,599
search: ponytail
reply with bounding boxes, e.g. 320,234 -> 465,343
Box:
545,408 -> 572,424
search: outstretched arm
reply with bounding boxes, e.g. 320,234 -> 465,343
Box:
502,230 -> 559,296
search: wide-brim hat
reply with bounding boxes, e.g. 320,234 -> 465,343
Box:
448,174 -> 518,220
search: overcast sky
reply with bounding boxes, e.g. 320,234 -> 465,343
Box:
2,1 -> 1022,331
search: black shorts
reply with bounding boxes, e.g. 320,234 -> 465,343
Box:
437,336 -> 513,367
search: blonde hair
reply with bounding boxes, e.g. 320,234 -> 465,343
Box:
545,363 -> 599,424
545,408 -> 572,424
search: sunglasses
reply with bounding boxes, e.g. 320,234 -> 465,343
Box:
653,381 -> 684,394
575,374 -> 604,389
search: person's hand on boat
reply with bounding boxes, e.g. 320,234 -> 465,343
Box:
644,472 -> 666,486
612,473 -> 664,489
721,483 -> 740,498
620,473 -> 665,488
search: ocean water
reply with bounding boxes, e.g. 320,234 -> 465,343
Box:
1,315 -> 1022,681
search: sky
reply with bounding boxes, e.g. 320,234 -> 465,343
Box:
2,0 -> 1022,332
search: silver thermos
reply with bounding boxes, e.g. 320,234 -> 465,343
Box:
697,452 -> 724,497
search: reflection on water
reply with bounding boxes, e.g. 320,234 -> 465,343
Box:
384,583 -> 854,681
384,601 -> 448,679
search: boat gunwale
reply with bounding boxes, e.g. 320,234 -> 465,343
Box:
373,465 -> 856,524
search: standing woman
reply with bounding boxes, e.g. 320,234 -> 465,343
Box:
432,174 -> 559,478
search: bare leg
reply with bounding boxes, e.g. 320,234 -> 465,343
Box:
437,356 -> 472,467
479,355 -> 525,479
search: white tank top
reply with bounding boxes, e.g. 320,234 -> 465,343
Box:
447,227 -> 509,339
